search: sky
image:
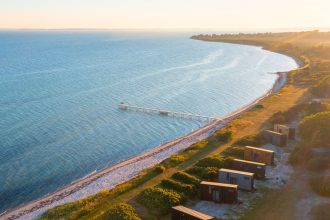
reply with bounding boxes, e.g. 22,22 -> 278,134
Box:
1,0 -> 330,30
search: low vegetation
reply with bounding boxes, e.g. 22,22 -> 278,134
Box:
171,171 -> 200,186
299,111 -> 330,148
96,203 -> 141,220
310,175 -> 330,197
311,203 -> 330,220
160,179 -> 197,197
137,187 -> 184,215
185,166 -> 219,181
311,76 -> 330,98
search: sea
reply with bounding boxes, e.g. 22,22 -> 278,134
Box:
0,31 -> 298,212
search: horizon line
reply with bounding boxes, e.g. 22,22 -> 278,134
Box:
0,27 -> 329,32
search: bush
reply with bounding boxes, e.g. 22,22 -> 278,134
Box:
215,129 -> 233,142
270,111 -> 287,124
270,104 -> 306,125
222,146 -> 245,158
311,77 -> 330,98
311,203 -> 330,220
171,171 -> 200,186
185,166 -> 219,181
310,175 -> 330,197
195,156 -> 233,169
160,179 -> 196,197
305,101 -> 330,115
299,111 -> 330,147
154,165 -> 166,174
307,156 -> 330,171
184,140 -> 209,152
138,187 -> 184,215
289,145 -> 311,165
162,154 -> 187,168
233,134 -> 264,146
100,203 -> 141,220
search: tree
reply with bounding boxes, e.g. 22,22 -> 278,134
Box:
299,111 -> 330,147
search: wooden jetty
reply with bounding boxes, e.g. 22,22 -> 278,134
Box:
118,102 -> 218,122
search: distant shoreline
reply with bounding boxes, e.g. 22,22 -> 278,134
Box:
0,43 -> 301,220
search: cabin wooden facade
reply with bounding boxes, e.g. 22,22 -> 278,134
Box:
200,181 -> 238,204
232,159 -> 266,179
274,124 -> 296,139
263,130 -> 287,147
244,146 -> 274,165
219,168 -> 254,191
171,206 -> 214,220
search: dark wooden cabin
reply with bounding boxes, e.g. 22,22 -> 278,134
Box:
244,146 -> 275,165
200,181 -> 238,204
274,124 -> 296,139
263,130 -> 287,147
232,159 -> 266,179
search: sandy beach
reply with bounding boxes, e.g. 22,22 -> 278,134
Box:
0,71 -> 289,220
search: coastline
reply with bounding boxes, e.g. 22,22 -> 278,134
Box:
0,50 -> 301,220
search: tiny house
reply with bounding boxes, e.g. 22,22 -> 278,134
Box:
219,168 -> 254,191
232,159 -> 266,179
171,206 -> 214,220
244,146 -> 275,165
200,181 -> 238,204
263,130 -> 287,147
274,124 -> 295,139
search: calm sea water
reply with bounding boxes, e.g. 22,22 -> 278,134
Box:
0,31 -> 297,212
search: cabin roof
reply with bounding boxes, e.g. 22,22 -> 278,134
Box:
265,130 -> 286,136
233,158 -> 266,166
201,181 -> 238,189
275,124 -> 290,128
245,146 -> 274,153
172,206 -> 214,220
219,168 -> 254,176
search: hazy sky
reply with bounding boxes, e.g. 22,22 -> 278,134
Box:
1,0 -> 329,29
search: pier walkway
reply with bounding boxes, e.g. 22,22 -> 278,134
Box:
118,102 -> 218,122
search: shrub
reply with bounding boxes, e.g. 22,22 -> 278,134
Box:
215,129 -> 233,142
305,101 -> 330,115
289,145 -> 311,165
311,77 -> 330,98
195,156 -> 233,169
310,175 -> 330,197
162,154 -> 187,168
160,179 -> 196,197
171,171 -> 200,186
185,166 -> 219,181
222,146 -> 245,158
254,104 -> 264,109
311,203 -> 330,220
299,111 -> 330,147
270,104 -> 306,125
270,111 -> 287,124
99,203 -> 141,220
307,156 -> 330,171
233,134 -> 264,146
154,165 -> 166,174
138,187 -> 184,215
184,140 -> 209,152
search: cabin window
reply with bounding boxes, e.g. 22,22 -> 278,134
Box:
244,177 -> 250,180
226,173 -> 230,180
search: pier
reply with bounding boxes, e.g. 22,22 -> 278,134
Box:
119,102 -> 218,122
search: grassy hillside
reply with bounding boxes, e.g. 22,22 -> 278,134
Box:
41,31 -> 330,220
